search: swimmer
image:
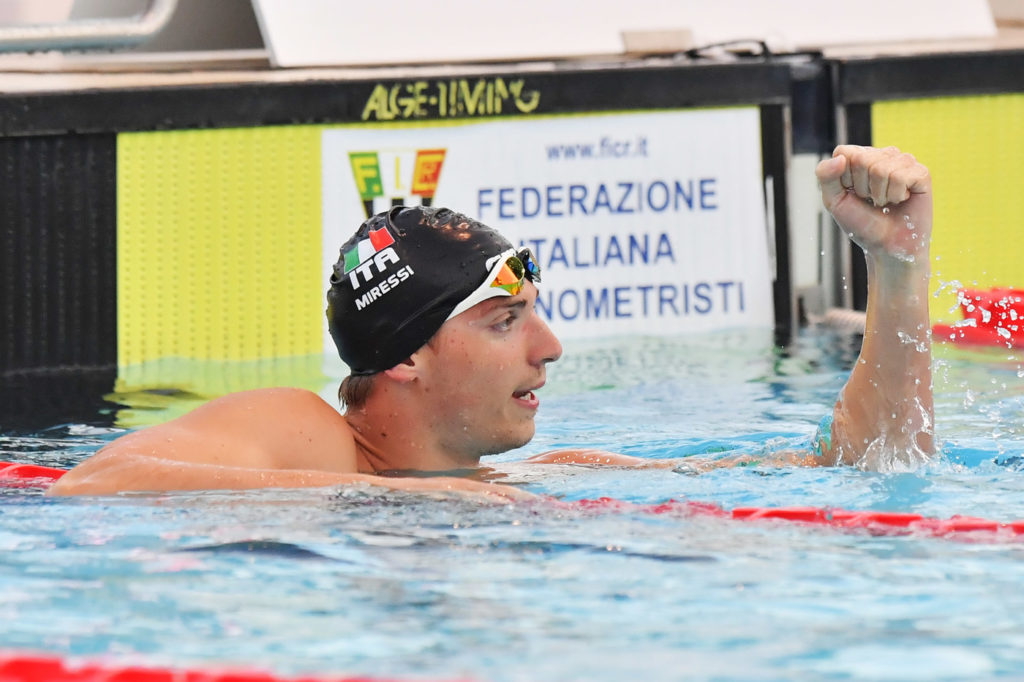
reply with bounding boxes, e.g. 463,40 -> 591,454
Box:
49,145 -> 933,498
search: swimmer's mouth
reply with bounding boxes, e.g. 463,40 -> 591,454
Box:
513,383 -> 543,402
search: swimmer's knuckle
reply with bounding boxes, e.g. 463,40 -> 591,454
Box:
866,159 -> 889,180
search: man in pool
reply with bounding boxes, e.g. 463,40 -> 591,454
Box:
49,145 -> 934,498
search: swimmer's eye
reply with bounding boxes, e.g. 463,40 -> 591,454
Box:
493,311 -> 518,332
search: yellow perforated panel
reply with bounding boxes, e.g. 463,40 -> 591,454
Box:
872,94 -> 1024,323
117,126 -> 323,365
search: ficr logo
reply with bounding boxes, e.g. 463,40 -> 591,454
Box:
348,148 -> 447,218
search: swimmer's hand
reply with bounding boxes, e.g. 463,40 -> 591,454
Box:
814,145 -> 935,470
816,145 -> 932,264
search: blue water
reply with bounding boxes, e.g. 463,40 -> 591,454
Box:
3,328 -> 1024,681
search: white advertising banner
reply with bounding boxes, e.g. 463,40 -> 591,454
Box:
322,108 -> 773,354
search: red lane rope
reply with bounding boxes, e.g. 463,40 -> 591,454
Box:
933,322 -> 1024,349
580,497 -> 1024,538
933,286 -> 1024,349
0,462 -> 67,488
0,651 -> 461,682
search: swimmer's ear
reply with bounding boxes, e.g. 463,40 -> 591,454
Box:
384,341 -> 438,383
382,355 -> 419,383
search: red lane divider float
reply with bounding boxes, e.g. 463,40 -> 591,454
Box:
574,497 -> 1024,539
0,462 -> 67,488
933,286 -> 1024,349
4,461 -> 1023,538
0,652 -> 460,682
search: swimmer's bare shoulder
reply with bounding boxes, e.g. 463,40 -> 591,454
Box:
50,388 -> 534,502
49,387 -> 359,496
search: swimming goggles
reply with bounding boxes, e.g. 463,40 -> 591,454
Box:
446,247 -> 541,320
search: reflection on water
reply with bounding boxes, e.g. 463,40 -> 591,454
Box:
0,369 -> 118,433
5,327 -> 1024,477
932,342 -> 1024,465
6,328 -> 1024,477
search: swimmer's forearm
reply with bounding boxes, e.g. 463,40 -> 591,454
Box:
826,257 -> 934,467
528,449 -> 817,470
526,449 -> 674,467
527,449 -> 734,470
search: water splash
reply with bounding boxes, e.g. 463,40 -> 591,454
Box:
896,331 -> 929,353
932,278 -> 964,307
828,394 -> 935,473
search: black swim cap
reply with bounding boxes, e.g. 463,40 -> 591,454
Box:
327,206 -> 522,375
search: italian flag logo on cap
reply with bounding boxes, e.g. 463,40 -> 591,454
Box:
343,227 -> 395,274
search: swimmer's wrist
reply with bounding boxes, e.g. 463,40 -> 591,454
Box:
812,415 -> 834,460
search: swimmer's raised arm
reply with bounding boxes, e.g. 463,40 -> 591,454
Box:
526,145 -> 934,474
815,145 -> 935,469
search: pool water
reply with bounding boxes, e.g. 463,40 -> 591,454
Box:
3,328 -> 1024,681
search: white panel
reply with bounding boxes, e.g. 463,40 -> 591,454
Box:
789,153 -> 826,292
322,108 -> 773,352
254,0 -> 995,68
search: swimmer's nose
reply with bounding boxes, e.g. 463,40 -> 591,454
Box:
530,312 -> 562,366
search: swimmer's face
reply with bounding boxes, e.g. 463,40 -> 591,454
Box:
417,281 -> 562,463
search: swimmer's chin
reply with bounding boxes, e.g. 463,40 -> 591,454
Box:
480,427 -> 536,458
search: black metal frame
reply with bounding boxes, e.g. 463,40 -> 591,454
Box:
836,50 -> 1024,104
0,58 -> 796,423
831,49 -> 1024,311
0,61 -> 791,136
